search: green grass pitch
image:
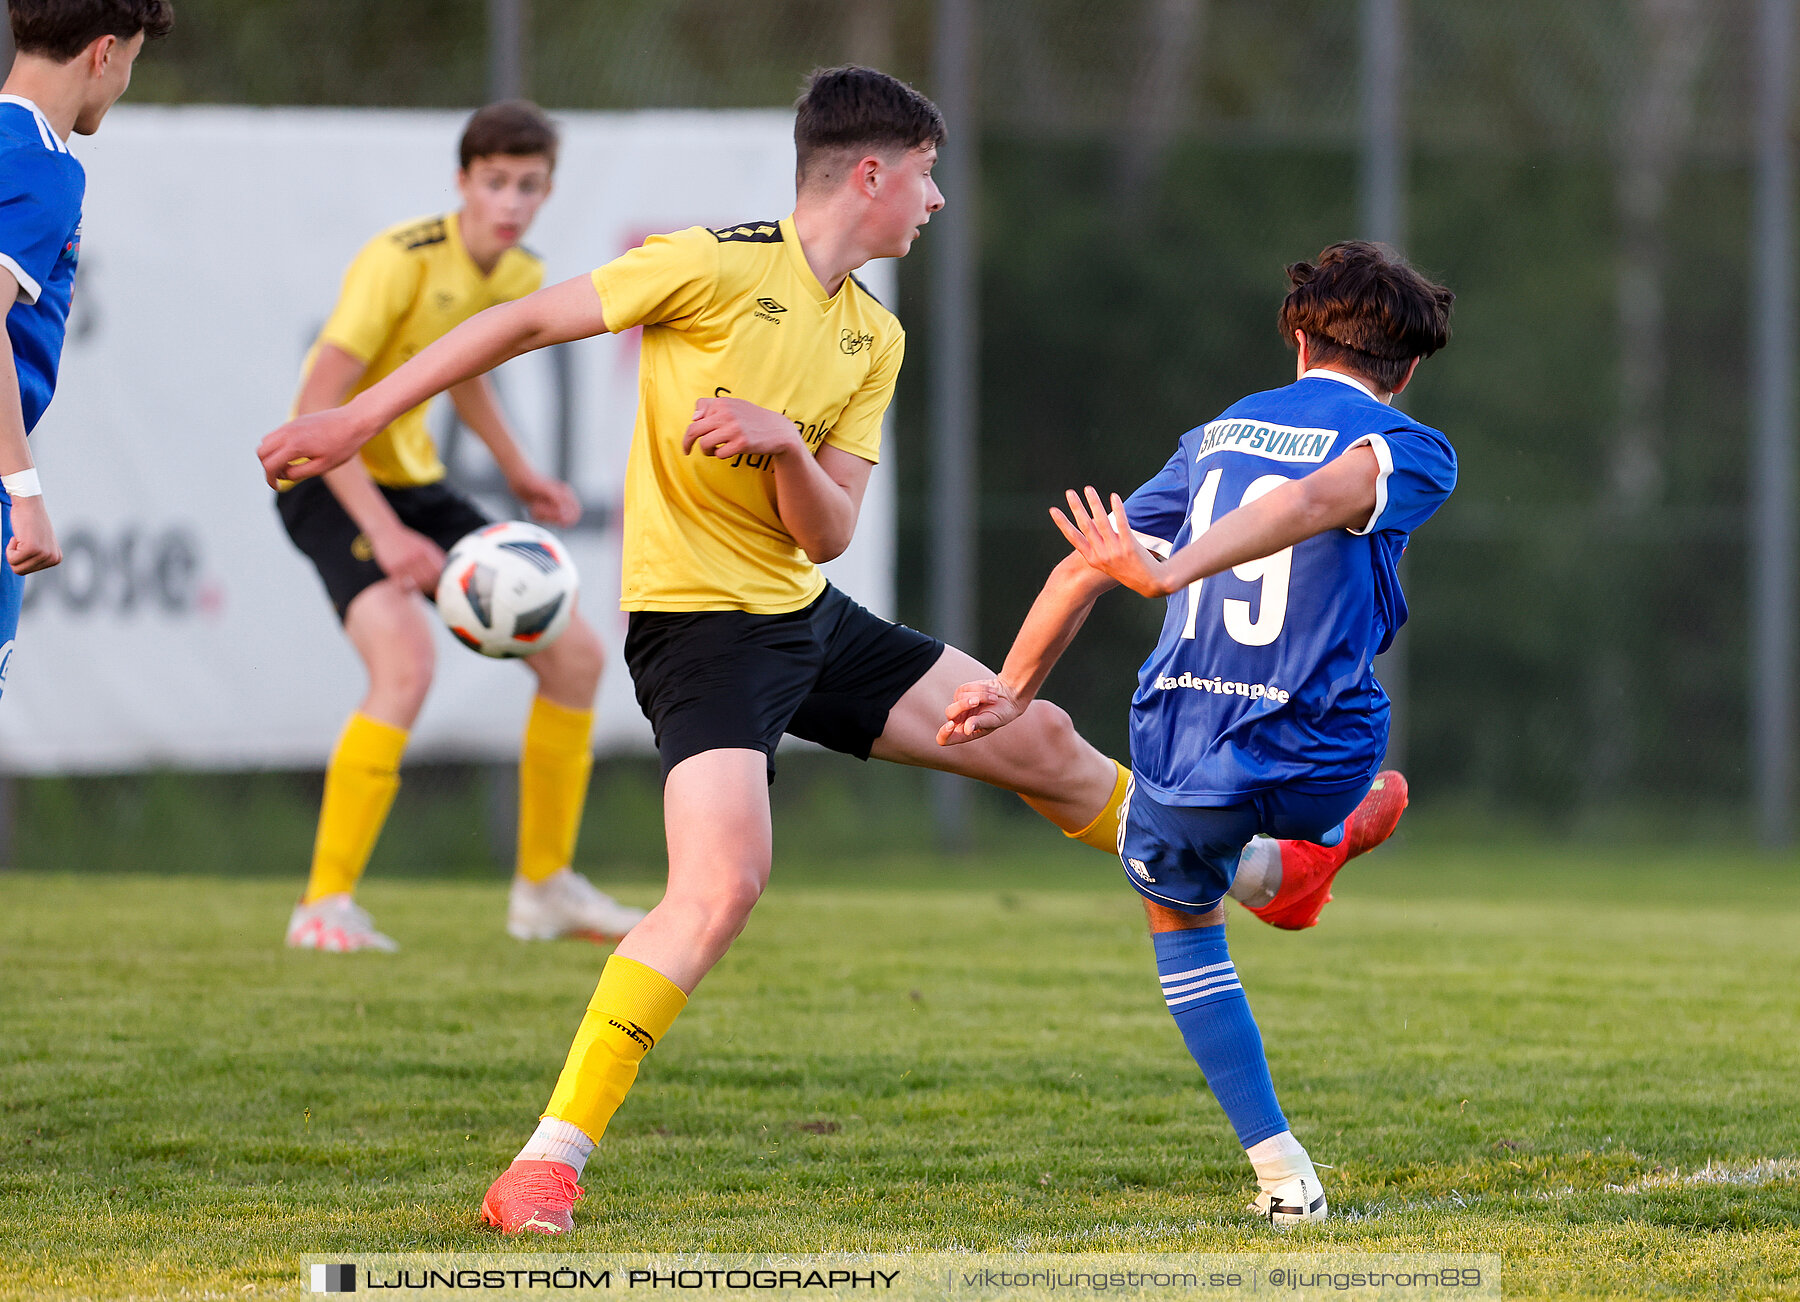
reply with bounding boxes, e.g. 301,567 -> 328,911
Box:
2,840 -> 1797,1299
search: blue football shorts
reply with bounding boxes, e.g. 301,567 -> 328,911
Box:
1116,771 -> 1374,914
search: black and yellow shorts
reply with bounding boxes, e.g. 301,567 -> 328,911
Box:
623,584 -> 945,781
276,476 -> 488,620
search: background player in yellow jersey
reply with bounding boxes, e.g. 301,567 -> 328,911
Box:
258,69 -> 1379,1230
277,102 -> 643,953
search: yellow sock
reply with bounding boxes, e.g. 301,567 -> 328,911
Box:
517,696 -> 595,884
544,955 -> 688,1141
1064,759 -> 1131,853
302,713 -> 408,903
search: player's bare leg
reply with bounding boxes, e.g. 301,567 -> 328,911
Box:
344,579 -> 438,728
484,747 -> 769,1233
615,748 -> 772,990
287,580 -> 435,951
1144,899 -> 1225,932
873,644 -> 1120,834
523,608 -> 604,709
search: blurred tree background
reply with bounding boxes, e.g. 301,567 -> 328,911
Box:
5,0 -> 1787,858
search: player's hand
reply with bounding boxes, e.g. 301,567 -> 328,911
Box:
369,524 -> 446,595
937,676 -> 1026,746
5,494 -> 61,575
257,407 -> 375,487
682,397 -> 805,461
1051,487 -> 1169,598
510,469 -> 581,528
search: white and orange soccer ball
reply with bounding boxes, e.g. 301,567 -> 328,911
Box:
435,521 -> 578,658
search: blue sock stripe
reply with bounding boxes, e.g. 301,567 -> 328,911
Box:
1164,976 -> 1243,1007
1162,967 -> 1240,996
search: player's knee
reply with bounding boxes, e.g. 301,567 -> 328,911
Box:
563,619 -> 605,686
675,873 -> 765,946
373,639 -> 436,711
1021,700 -> 1083,772
714,871 -> 766,923
535,619 -> 604,698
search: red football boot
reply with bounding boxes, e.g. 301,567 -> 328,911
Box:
480,1160 -> 584,1235
1244,771 -> 1409,931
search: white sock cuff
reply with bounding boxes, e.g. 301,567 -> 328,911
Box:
1246,1130 -> 1317,1189
1228,836 -> 1282,908
516,1116 -> 597,1176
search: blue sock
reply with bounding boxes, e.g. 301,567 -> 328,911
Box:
1153,925 -> 1288,1148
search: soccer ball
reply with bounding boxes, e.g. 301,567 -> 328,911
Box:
435,521 -> 578,658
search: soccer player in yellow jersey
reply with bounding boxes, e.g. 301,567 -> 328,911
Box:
277,102 -> 643,953
259,69 -> 1350,1230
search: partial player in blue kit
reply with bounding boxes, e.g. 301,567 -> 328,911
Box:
0,0 -> 172,697
941,241 -> 1456,1225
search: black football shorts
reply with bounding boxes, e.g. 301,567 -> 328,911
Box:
623,584 -> 945,781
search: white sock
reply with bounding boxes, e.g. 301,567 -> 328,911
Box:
515,1116 -> 596,1177
1246,1130 -> 1319,1192
1228,837 -> 1283,908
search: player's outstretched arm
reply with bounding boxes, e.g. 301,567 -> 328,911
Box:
287,341 -> 444,592
256,275 -> 610,487
0,271 -> 60,576
938,552 -> 1117,746
1055,446 -> 1381,598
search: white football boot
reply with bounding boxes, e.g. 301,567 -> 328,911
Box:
1250,1175 -> 1329,1226
285,893 -> 400,952
507,868 -> 646,942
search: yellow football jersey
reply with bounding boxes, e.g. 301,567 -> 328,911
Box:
303,213 -> 544,488
593,215 -> 904,614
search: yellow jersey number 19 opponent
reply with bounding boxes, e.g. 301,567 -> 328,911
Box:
276,102 -> 643,954
258,68 -> 1352,1232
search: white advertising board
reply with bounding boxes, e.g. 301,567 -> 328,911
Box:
0,107 -> 898,773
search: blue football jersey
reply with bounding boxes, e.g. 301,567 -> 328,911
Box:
0,95 -> 86,434
1122,370 -> 1457,804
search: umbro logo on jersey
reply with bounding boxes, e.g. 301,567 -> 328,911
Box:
756,297 -> 787,313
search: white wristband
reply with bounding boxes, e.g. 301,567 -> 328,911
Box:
1,469 -> 41,498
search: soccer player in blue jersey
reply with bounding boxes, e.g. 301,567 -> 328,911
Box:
942,241 -> 1456,1225
0,0 -> 172,695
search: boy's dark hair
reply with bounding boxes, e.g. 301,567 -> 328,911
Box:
1278,241 -> 1454,392
794,65 -> 946,188
10,0 -> 173,61
459,100 -> 559,171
